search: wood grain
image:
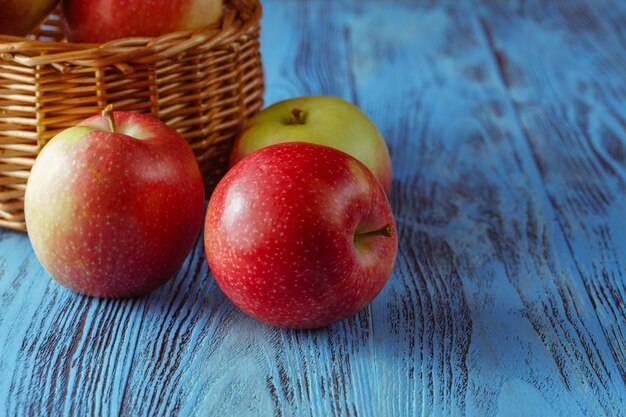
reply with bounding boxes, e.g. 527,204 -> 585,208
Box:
475,0 -> 626,389
0,0 -> 624,416
0,229 -> 144,416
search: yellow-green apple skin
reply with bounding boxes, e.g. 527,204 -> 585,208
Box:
230,96 -> 393,195
0,0 -> 59,36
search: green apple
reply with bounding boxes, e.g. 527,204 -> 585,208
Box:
230,96 -> 392,195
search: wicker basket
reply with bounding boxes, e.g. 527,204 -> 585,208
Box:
0,0 -> 264,231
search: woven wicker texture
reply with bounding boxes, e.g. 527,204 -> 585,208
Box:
0,0 -> 264,231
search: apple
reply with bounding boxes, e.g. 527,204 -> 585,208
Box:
205,142 -> 398,328
230,95 -> 393,195
25,107 -> 205,298
62,0 -> 223,43
0,0 -> 59,36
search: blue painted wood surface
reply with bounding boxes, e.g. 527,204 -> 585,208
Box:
1,0 -> 625,415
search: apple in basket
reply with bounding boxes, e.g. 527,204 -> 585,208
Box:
62,0 -> 224,43
24,107 -> 205,298
204,142 -> 398,328
0,0 -> 60,36
230,96 -> 393,195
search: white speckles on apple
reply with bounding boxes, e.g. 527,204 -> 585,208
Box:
25,111 -> 205,298
204,142 -> 398,328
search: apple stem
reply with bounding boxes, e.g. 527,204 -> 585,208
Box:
290,108 -> 306,124
101,104 -> 117,133
355,224 -> 394,239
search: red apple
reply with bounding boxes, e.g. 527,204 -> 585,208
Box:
230,96 -> 393,195
24,108 -> 205,297
62,0 -> 223,43
205,142 -> 398,328
0,0 -> 59,36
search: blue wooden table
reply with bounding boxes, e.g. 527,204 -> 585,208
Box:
1,0 -> 625,416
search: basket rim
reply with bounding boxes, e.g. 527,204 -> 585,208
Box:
0,0 -> 261,68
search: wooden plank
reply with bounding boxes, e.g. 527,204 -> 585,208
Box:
345,0 -> 626,416
473,0 -> 626,392
0,229 -> 145,417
